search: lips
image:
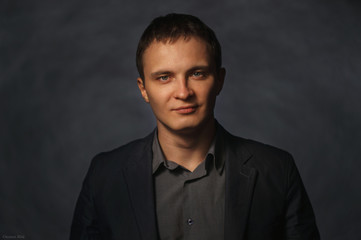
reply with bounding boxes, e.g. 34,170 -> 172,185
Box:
173,105 -> 198,114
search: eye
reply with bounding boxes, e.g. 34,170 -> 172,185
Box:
191,71 -> 207,78
158,76 -> 169,81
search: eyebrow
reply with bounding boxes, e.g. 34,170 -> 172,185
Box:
186,65 -> 211,73
150,71 -> 172,78
150,65 -> 211,78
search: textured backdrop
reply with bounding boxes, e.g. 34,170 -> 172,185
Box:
1,0 -> 361,239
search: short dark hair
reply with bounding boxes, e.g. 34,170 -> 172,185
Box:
136,13 -> 222,79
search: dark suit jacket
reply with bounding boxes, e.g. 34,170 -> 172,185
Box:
70,125 -> 320,240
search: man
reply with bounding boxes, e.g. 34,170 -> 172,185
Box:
70,13 -> 320,240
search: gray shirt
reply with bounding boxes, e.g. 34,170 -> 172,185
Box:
152,129 -> 225,240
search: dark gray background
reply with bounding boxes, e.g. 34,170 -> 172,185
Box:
1,0 -> 360,239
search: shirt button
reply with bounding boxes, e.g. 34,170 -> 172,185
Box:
187,218 -> 194,226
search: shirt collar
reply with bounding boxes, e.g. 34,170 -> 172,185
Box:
152,125 -> 225,175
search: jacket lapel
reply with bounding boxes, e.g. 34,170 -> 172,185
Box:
224,132 -> 257,240
122,132 -> 159,240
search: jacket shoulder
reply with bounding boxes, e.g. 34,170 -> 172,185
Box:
224,130 -> 294,170
89,131 -> 154,172
224,128 -> 292,156
242,137 -> 292,160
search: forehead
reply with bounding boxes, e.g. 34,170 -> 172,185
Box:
142,37 -> 212,69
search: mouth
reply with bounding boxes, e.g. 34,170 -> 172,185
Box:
172,105 -> 198,114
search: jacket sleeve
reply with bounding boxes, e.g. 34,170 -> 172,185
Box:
284,156 -> 320,239
70,156 -> 101,240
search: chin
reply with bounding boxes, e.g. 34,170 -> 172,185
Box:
163,116 -> 212,134
169,122 -> 198,132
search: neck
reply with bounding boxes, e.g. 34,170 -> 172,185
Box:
157,118 -> 216,172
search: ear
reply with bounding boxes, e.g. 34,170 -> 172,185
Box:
216,67 -> 226,95
137,77 -> 149,103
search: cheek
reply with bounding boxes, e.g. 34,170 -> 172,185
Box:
146,88 -> 168,109
199,84 -> 218,101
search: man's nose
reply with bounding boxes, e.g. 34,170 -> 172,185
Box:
174,78 -> 194,100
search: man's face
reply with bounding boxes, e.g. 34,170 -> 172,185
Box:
137,37 -> 225,133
